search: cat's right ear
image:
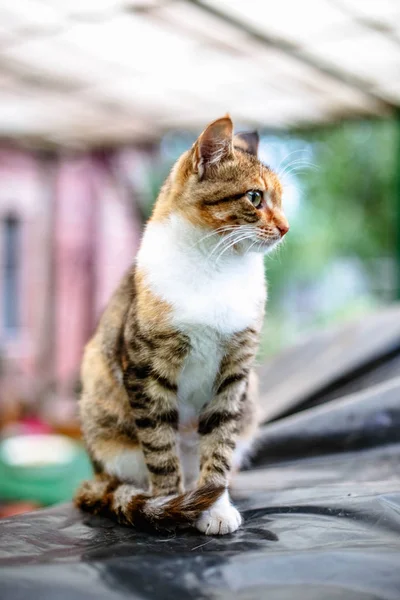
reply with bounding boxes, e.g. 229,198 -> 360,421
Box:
234,131 -> 259,157
193,116 -> 234,179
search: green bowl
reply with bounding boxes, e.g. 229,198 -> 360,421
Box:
0,434 -> 93,506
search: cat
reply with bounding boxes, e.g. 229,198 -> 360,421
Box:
75,115 -> 289,535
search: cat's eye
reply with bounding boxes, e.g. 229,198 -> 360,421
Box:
246,190 -> 263,209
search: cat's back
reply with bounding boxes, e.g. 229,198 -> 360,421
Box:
81,268 -> 134,385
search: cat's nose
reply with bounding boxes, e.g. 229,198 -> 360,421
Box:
276,221 -> 289,237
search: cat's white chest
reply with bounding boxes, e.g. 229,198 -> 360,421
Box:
136,215 -> 265,412
177,325 -> 224,421
176,326 -> 224,485
170,262 -> 263,334
137,215 -> 266,336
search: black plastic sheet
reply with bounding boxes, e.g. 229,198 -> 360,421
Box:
252,377 -> 400,464
1,441 -> 400,599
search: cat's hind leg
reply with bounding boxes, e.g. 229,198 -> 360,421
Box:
76,421 -> 225,530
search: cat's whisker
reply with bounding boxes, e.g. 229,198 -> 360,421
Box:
281,169 -> 310,182
281,155 -> 314,166
207,230 -> 241,259
212,232 -> 251,261
255,240 -> 264,254
275,149 -> 307,173
280,159 -> 318,172
280,163 -> 318,177
207,226 -> 255,259
278,160 -> 318,180
192,226 -> 239,248
280,169 -> 315,183
193,227 -> 244,256
214,232 -> 256,263
213,226 -> 255,251
209,232 -> 245,261
245,237 -> 260,255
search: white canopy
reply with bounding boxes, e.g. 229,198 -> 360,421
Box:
0,0 -> 399,146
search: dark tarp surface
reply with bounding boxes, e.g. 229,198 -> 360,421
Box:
1,309 -> 400,600
1,444 -> 400,600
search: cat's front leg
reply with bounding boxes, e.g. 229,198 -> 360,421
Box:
196,378 -> 248,534
124,358 -> 184,497
196,328 -> 259,534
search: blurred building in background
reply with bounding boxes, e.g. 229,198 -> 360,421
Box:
0,147 -> 146,426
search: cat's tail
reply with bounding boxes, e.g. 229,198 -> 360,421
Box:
75,476 -> 225,531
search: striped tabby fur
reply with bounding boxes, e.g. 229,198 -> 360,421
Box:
75,115 -> 289,535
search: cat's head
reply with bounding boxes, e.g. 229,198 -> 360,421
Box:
151,115 -> 289,255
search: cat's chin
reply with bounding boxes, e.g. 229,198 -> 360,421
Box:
239,237 -> 281,255
260,238 -> 282,254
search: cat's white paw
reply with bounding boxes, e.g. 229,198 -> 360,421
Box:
196,490 -> 242,535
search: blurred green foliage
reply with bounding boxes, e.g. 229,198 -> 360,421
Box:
263,118 -> 397,355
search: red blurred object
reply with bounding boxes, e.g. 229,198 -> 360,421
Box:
18,417 -> 52,435
0,501 -> 40,518
1,416 -> 52,438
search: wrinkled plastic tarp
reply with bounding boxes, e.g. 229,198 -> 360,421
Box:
1,441 -> 400,600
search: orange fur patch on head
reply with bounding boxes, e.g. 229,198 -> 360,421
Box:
150,115 -> 289,248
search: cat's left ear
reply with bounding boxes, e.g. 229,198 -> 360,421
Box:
193,115 -> 234,179
233,131 -> 259,157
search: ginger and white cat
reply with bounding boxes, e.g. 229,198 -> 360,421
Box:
75,116 -> 289,535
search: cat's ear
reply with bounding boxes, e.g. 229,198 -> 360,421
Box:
234,131 -> 259,157
193,115 -> 234,179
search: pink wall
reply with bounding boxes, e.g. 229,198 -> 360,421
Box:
0,148 -> 46,404
54,156 -> 97,397
91,156 -> 141,317
0,146 -> 146,414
